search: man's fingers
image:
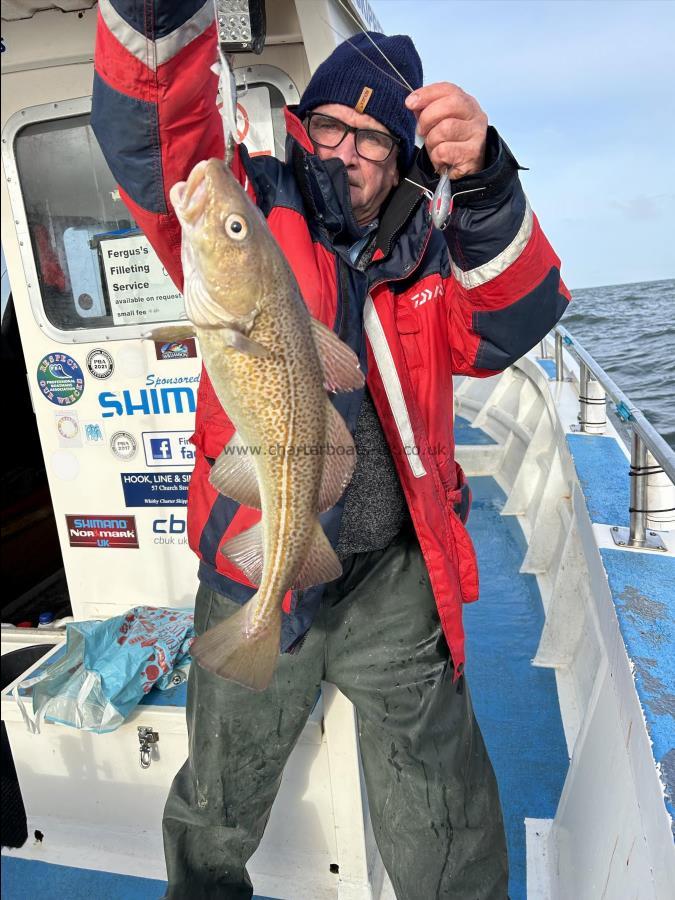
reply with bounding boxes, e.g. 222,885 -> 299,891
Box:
427,139 -> 488,179
415,93 -> 482,138
406,82 -> 475,120
424,116 -> 476,149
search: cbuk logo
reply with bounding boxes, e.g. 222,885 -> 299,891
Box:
153,514 -> 186,534
152,514 -> 187,545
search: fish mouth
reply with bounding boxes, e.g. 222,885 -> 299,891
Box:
170,159 -> 211,225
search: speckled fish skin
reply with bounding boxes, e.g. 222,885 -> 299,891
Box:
169,158 -> 361,690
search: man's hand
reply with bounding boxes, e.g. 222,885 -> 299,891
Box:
405,83 -> 488,179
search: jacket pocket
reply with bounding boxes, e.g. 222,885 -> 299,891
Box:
395,305 -> 423,370
447,507 -> 479,603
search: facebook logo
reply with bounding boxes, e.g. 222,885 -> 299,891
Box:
143,431 -> 195,468
150,438 -> 172,460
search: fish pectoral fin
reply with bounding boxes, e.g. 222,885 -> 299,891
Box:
319,402 -> 357,512
310,318 -> 365,393
220,522 -> 263,586
209,434 -> 261,508
142,324 -> 196,342
292,521 -> 342,590
221,328 -> 270,358
191,601 -> 281,692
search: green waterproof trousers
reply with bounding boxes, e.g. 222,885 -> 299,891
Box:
162,523 -> 508,899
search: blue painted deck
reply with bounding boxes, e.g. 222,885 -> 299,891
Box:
1,857 -> 275,900
462,477 -> 569,900
565,431 -> 675,824
455,414 -> 497,445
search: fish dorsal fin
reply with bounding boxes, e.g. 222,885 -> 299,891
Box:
293,522 -> 342,589
220,521 -> 263,586
310,318 -> 365,393
319,402 -> 357,512
209,433 -> 261,508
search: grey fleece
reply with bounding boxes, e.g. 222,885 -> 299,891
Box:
336,389 -> 408,558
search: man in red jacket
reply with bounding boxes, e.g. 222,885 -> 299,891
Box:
93,10 -> 569,899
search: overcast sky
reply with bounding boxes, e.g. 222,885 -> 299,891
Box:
370,0 -> 675,289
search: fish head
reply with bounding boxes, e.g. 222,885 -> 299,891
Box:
170,158 -> 272,330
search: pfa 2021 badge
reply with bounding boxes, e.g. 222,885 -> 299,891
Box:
86,348 -> 114,379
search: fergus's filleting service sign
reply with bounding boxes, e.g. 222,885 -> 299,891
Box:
99,233 -> 185,326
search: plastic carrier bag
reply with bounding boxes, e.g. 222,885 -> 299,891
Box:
13,606 -> 194,734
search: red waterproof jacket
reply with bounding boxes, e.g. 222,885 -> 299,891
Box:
92,2 -> 570,673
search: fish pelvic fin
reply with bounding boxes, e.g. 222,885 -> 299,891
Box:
310,318 -> 365,393
293,521 -> 342,589
209,433 -> 261,508
221,328 -> 270,358
191,601 -> 281,691
141,325 -> 196,342
319,402 -> 357,512
221,521 -> 263,586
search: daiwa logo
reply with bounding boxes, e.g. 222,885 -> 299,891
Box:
98,374 -> 199,419
410,284 -> 444,308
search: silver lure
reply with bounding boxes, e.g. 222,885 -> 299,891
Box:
431,169 -> 453,229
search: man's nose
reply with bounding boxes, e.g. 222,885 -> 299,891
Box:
333,131 -> 359,166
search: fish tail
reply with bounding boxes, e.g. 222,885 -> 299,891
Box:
190,600 -> 281,692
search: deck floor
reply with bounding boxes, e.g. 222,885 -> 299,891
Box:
3,421 -> 569,900
462,473 -> 569,900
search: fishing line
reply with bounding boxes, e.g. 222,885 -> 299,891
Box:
318,15 -> 413,96
335,0 -> 415,92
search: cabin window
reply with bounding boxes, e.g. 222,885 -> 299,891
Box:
14,113 -> 185,335
9,67 -> 298,343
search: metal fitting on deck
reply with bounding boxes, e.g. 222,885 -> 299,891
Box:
579,364 -> 606,434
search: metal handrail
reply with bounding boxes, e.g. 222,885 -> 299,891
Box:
553,325 -> 675,483
549,324 -> 675,550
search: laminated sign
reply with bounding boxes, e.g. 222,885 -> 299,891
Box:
237,85 -> 275,157
99,233 -> 185,325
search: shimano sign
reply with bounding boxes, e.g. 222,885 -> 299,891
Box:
98,387 -> 197,418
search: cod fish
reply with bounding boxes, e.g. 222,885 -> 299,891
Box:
163,158 -> 364,691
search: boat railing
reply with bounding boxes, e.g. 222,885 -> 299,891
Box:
539,324 -> 675,552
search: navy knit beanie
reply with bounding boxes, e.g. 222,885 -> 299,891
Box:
296,32 -> 423,171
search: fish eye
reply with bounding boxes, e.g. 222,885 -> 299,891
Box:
224,213 -> 248,241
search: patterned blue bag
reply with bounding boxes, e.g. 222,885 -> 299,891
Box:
14,606 -> 194,734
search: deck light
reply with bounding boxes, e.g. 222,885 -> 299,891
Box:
216,0 -> 266,54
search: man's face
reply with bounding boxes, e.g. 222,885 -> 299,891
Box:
308,103 -> 400,226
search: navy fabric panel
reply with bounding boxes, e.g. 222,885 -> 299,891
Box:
243,149 -> 305,219
447,181 -> 527,272
91,73 -> 166,214
387,226 -> 448,293
198,561 -> 256,604
198,492 -> 241,567
473,267 -> 569,371
109,0 -> 207,41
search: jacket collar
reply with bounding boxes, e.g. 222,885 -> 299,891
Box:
284,107 -> 432,277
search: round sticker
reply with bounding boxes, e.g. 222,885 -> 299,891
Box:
37,353 -> 84,406
236,102 -> 250,142
110,431 -> 138,460
86,348 -> 114,379
56,415 -> 79,440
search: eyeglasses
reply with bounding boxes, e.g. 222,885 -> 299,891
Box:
306,112 -> 400,163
